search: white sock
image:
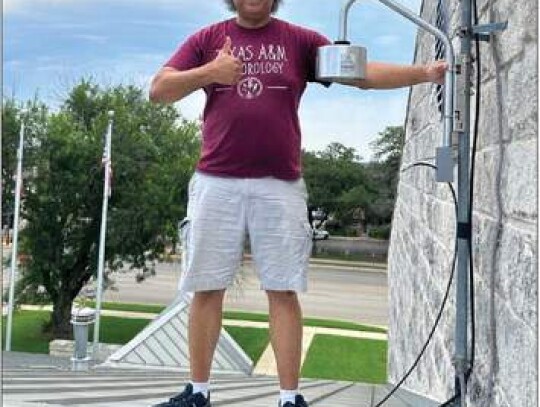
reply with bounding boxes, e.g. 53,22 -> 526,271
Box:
280,389 -> 298,405
191,381 -> 209,398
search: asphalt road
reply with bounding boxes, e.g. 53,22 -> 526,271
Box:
102,261 -> 389,327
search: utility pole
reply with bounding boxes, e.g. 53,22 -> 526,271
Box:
453,2 -> 507,405
452,0 -> 473,401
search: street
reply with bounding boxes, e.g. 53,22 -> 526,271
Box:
2,245 -> 389,326
102,260 -> 389,327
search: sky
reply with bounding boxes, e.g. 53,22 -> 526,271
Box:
4,0 -> 426,161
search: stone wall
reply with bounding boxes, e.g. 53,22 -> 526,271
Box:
50,339 -> 123,362
387,0 -> 537,405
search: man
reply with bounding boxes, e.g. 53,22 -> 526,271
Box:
150,1 -> 446,406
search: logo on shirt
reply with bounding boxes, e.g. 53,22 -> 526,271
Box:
237,77 -> 263,99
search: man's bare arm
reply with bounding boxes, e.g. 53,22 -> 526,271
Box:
149,36 -> 242,104
341,60 -> 447,90
150,66 -> 215,104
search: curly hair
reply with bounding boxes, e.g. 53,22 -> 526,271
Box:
224,0 -> 283,13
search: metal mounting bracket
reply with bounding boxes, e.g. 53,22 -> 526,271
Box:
472,21 -> 508,41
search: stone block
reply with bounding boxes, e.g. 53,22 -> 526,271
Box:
49,339 -> 76,359
476,77 -> 509,149
495,222 -> 537,323
495,302 -> 537,407
471,214 -> 501,283
491,0 -> 537,66
506,50 -> 538,143
501,140 -> 537,220
49,339 -> 122,362
471,148 -> 503,219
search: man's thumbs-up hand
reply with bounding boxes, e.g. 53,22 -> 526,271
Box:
220,36 -> 233,55
209,36 -> 243,85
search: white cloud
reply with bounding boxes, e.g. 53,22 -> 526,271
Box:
374,34 -> 401,47
73,34 -> 108,43
4,0 -> 227,18
36,64 -> 67,72
4,0 -> 71,13
175,91 -> 206,121
4,60 -> 23,68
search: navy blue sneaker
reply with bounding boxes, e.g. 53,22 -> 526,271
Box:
153,383 -> 211,407
279,394 -> 309,407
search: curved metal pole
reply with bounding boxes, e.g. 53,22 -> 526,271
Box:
378,0 -> 455,148
338,0 -> 455,150
339,0 -> 357,42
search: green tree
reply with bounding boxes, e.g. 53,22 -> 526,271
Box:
303,142 -> 373,226
364,126 -> 405,236
16,81 -> 200,338
302,127 -> 405,237
369,125 -> 405,194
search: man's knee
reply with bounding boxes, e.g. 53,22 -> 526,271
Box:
266,290 -> 298,304
193,289 -> 226,305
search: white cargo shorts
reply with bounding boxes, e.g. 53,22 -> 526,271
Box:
178,171 -> 313,293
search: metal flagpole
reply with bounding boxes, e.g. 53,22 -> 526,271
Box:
92,111 -> 114,358
5,113 -> 26,351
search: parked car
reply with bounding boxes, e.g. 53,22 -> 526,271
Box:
313,229 -> 329,240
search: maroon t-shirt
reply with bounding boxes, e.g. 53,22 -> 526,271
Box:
165,18 -> 330,180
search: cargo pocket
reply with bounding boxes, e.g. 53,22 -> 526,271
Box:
303,221 -> 313,265
178,217 -> 191,274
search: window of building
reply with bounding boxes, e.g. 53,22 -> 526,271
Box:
434,0 -> 449,116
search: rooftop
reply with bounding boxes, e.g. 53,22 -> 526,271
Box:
3,351 -> 439,407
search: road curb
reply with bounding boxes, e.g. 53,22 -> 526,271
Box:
159,254 -> 388,273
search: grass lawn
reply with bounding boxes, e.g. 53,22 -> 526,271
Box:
33,301 -> 387,333
88,316 -> 151,344
224,326 -> 269,363
301,334 -> 387,384
2,310 -> 270,364
85,303 -> 386,333
2,311 -> 151,351
1,311 -> 52,353
223,310 -> 387,334
4,309 -> 389,382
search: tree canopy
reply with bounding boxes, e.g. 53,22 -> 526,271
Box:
302,127 -> 405,237
4,81 -> 200,337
